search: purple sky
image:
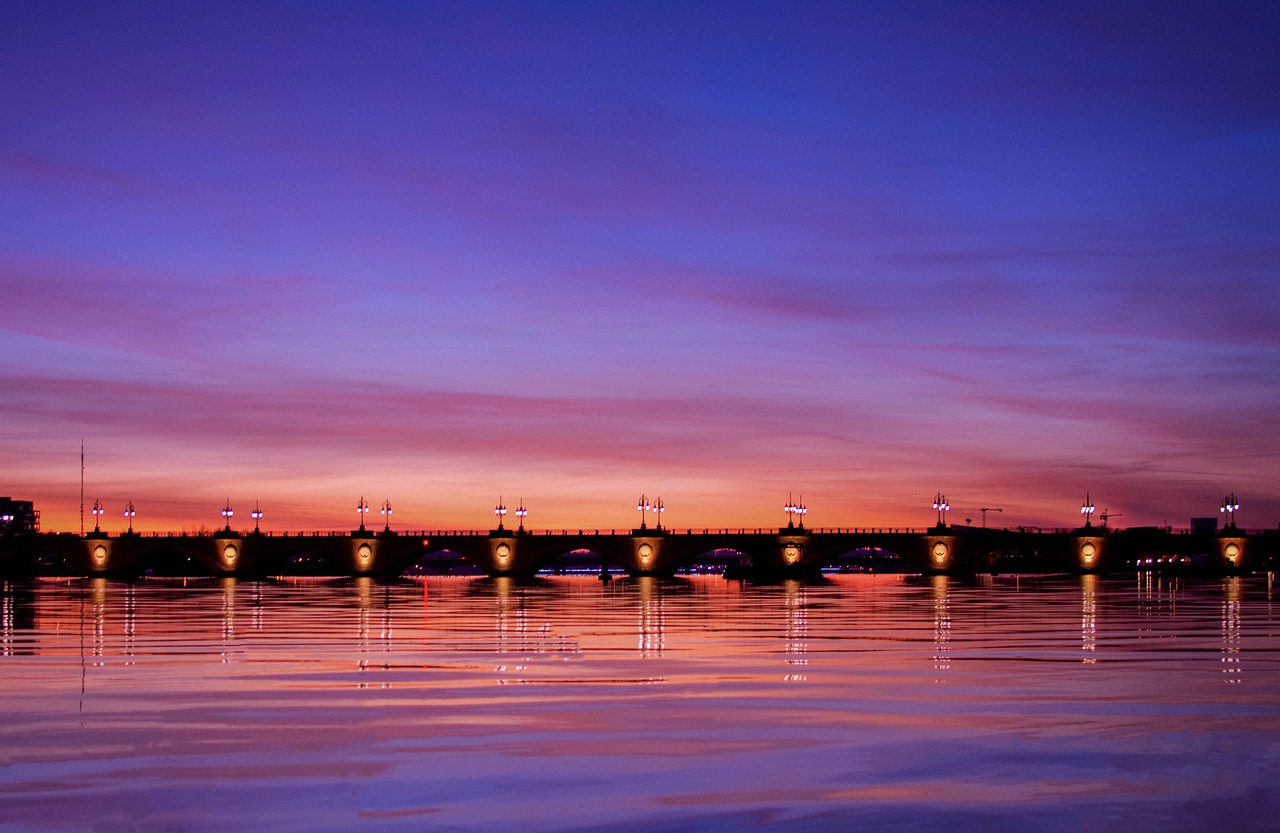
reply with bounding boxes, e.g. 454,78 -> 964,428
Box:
2,1 -> 1278,532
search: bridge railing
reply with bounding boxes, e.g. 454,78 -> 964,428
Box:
61,525 -> 1277,539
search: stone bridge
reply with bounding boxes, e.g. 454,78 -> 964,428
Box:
1,524 -> 1272,578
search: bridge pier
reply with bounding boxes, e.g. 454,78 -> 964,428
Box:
920,532 -> 961,574
80,532 -> 148,576
440,530 -> 564,577
84,532 -> 117,575
615,532 -> 682,577
735,531 -> 823,579
211,532 -> 247,575
1074,533 -> 1108,572
1218,535 -> 1248,572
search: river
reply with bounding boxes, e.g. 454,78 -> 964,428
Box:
2,574 -> 1278,831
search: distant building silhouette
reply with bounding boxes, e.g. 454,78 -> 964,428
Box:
0,498 -> 39,533
1190,517 -> 1218,534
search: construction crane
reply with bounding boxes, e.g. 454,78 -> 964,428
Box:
979,507 -> 1003,528
1100,509 -> 1122,528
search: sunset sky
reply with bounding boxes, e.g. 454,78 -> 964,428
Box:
2,1 -> 1277,533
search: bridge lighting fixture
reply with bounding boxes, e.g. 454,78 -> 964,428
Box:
495,497 -> 507,530
651,497 -> 665,530
637,494 -> 650,530
381,499 -> 392,532
123,501 -> 136,534
933,493 -> 950,526
1220,493 -> 1240,528
784,494 -> 797,528
251,503 -> 263,533
1224,542 -> 1241,564
796,497 -> 807,530
221,500 -> 234,531
515,500 -> 527,531
92,499 -> 104,533
1081,493 -> 1096,526
357,496 -> 369,531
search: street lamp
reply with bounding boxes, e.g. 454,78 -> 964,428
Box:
1221,493 -> 1240,529
637,494 -> 650,530
123,501 -> 136,534
784,494 -> 797,528
494,497 -> 507,530
515,499 -> 527,532
652,497 -> 665,530
1081,493 -> 1096,527
221,500 -> 234,532
796,496 -> 807,530
381,500 -> 392,532
92,499 -> 104,533
0,513 -> 13,531
251,502 -> 263,533
356,497 -> 369,531
933,493 -> 950,527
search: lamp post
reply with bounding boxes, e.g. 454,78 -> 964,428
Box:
92,499 -> 104,533
1081,493 -> 1096,527
515,500 -> 527,532
251,502 -> 263,533
933,493 -> 950,527
652,497 -> 664,530
1221,493 -> 1240,529
356,497 -> 369,532
785,494 -> 797,528
123,501 -> 136,534
0,513 -> 13,531
494,497 -> 507,531
381,500 -> 392,533
221,500 -> 234,532
637,495 -> 650,530
796,496 -> 807,530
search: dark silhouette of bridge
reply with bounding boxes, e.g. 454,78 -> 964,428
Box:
0,523 -> 1273,578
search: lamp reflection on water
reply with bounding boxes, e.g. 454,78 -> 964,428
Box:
91,578 -> 107,667
638,577 -> 665,658
494,577 -> 529,683
784,580 -> 808,682
356,578 -> 393,688
1223,577 -> 1242,685
124,584 -> 135,667
1,583 -> 12,657
932,575 -> 950,681
221,578 -> 236,665
1080,574 -> 1097,663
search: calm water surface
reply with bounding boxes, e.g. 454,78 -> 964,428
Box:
2,574 -> 1279,832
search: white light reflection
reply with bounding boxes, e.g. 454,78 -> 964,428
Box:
784,580 -> 808,682
638,577 -> 665,658
1222,578 -> 1242,685
932,575 -> 950,681
124,584 -> 136,667
220,578 -> 236,665
91,578 -> 106,667
1,582 -> 12,657
1080,574 -> 1097,664
356,580 -> 394,690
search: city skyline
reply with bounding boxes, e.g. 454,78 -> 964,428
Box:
3,2 -> 1278,532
